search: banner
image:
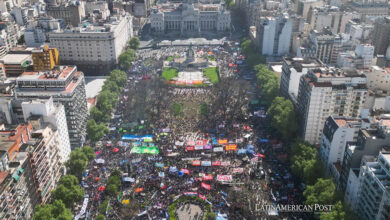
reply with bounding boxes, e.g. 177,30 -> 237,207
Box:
213,147 -> 224,152
212,161 -> 221,166
195,146 -> 204,150
187,141 -> 195,146
175,141 -> 184,146
196,140 -> 204,146
201,182 -> 211,190
221,161 -> 231,166
225,144 -> 237,151
203,175 -> 213,181
217,175 -> 233,182
251,157 -> 258,164
233,168 -> 244,174
203,144 -> 212,150
199,194 -> 206,200
181,169 -> 190,174
186,146 -> 195,151
192,160 -> 201,166
183,192 -> 198,196
218,139 -> 228,144
201,161 -> 211,166
131,146 -> 159,154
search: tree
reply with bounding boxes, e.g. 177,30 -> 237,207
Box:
106,184 -> 118,196
99,200 -> 109,213
241,40 -> 265,67
87,119 -> 108,142
129,36 -> 140,50
102,80 -> 120,94
304,178 -> 336,205
118,49 -> 136,70
51,177 -> 84,208
66,149 -> 88,178
199,103 -> 209,117
96,214 -> 106,220
320,201 -> 345,220
267,97 -> 298,139
90,106 -> 103,122
82,146 -> 95,161
108,69 -> 127,88
58,175 -> 79,188
172,102 -> 182,117
33,200 -> 72,220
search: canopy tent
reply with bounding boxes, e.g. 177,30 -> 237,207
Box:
113,148 -> 119,152
98,186 -> 106,191
135,188 -> 143,193
130,146 -> 159,155
122,177 -> 135,182
237,149 -> 247,154
94,158 -> 105,164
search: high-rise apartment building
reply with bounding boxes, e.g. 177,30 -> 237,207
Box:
355,151 -> 390,220
49,15 -> 133,74
371,17 -> 390,56
14,66 -> 88,148
21,98 -> 71,163
320,116 -> 369,178
280,57 -> 322,101
296,67 -> 367,145
339,116 -> 390,192
32,46 -> 60,72
256,14 -> 292,56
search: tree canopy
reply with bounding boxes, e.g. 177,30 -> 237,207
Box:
320,201 -> 345,220
129,36 -> 140,50
81,146 -> 96,161
66,149 -> 88,178
241,39 -> 265,67
267,97 -> 298,140
199,103 -> 209,117
33,200 -> 72,220
255,64 -> 279,104
87,119 -> 109,142
304,178 -> 336,205
289,140 -> 324,184
51,175 -> 84,208
118,49 -> 136,70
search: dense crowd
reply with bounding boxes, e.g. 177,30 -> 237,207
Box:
75,43 -> 305,220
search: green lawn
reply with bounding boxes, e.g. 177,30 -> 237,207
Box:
203,67 -> 219,84
208,56 -> 216,61
166,56 -> 173,61
162,68 -> 178,81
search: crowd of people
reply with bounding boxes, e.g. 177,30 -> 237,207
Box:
75,42 -> 306,220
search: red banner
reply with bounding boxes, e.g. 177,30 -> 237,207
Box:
233,168 -> 244,173
256,153 -> 266,158
217,175 -> 233,182
201,182 -> 211,190
196,140 -> 204,146
203,175 -> 213,181
225,144 -> 237,151
199,193 -> 206,200
212,161 -> 221,166
181,169 -> 190,174
192,160 -> 201,166
186,146 -> 195,151
203,139 -> 208,145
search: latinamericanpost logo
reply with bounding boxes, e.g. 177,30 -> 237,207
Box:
255,203 -> 333,215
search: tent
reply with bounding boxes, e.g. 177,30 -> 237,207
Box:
98,186 -> 106,191
113,148 -> 119,152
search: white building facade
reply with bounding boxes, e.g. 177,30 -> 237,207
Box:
297,68 -> 367,145
21,98 -> 71,163
49,15 -> 133,74
150,3 -> 230,35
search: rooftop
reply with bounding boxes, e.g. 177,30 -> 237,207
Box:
0,54 -> 31,65
18,66 -> 76,81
